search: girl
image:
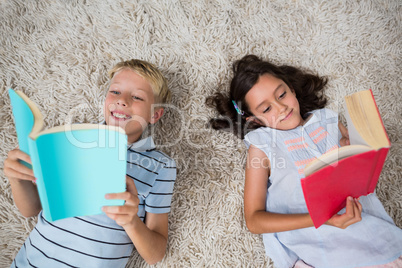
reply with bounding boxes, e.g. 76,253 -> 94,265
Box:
207,55 -> 402,268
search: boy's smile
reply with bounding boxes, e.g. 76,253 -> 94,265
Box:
111,110 -> 132,120
104,68 -> 163,143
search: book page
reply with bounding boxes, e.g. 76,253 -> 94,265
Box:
345,90 -> 390,149
344,107 -> 370,147
11,90 -> 44,139
304,145 -> 371,176
35,123 -> 126,137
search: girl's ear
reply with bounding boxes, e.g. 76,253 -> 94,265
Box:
150,107 -> 164,124
245,115 -> 265,127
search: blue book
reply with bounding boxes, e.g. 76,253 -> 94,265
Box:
8,89 -> 127,222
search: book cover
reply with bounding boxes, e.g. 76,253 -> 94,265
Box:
9,89 -> 127,222
301,89 -> 391,228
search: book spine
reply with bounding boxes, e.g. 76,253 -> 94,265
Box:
369,89 -> 391,145
368,147 -> 389,193
28,137 -> 52,221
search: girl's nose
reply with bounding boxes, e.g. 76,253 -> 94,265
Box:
275,101 -> 287,113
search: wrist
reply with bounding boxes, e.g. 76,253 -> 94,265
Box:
122,214 -> 142,231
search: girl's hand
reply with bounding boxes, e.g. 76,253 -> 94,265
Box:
338,122 -> 350,146
325,196 -> 362,229
102,176 -> 140,227
4,148 -> 35,182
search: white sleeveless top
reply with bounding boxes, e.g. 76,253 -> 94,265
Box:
244,108 -> 402,268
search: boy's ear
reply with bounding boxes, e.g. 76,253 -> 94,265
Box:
150,107 -> 164,124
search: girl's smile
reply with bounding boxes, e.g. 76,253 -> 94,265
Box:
280,108 -> 293,122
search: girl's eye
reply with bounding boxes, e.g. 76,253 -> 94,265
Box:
263,106 -> 271,113
279,91 -> 287,99
110,90 -> 119,95
133,96 -> 143,101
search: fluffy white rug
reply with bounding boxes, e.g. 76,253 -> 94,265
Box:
0,1 -> 401,267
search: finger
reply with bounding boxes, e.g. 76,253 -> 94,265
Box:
125,176 -> 138,196
4,167 -> 36,182
343,198 -> 362,227
340,137 -> 350,147
8,149 -> 32,164
352,198 -> 362,220
105,191 -> 132,201
6,158 -> 35,177
102,204 -> 138,215
343,138 -> 350,146
104,213 -> 135,226
4,159 -> 35,181
344,196 -> 355,218
338,122 -> 349,138
355,198 -> 362,213
5,149 -> 34,178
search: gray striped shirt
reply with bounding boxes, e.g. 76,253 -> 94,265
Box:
11,136 -> 176,268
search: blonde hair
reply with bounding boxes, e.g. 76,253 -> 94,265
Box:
108,59 -> 171,104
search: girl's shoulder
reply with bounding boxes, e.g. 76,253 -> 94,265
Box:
244,127 -> 275,151
308,108 -> 338,118
304,108 -> 338,126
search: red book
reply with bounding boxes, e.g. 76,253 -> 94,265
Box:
301,89 -> 390,228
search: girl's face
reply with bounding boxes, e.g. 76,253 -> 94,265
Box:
244,74 -> 304,130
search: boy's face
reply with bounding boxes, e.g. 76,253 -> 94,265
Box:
104,68 -> 163,143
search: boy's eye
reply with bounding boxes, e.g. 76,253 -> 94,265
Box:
133,96 -> 143,101
110,90 -> 119,95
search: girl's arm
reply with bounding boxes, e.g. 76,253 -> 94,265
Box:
3,148 -> 42,217
244,145 -> 314,233
103,177 -> 168,265
244,145 -> 362,234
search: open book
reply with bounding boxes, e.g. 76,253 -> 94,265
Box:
301,89 -> 390,228
8,89 -> 127,222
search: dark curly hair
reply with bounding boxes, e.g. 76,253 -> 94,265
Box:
206,54 -> 328,138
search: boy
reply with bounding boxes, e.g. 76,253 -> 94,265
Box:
4,59 -> 176,267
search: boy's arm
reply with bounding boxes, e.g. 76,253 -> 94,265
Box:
244,145 -> 362,234
103,177 -> 168,265
3,148 -> 42,217
124,212 -> 168,264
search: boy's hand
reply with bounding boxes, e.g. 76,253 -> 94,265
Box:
102,176 -> 140,227
4,148 -> 35,182
4,148 -> 41,217
325,196 -> 362,229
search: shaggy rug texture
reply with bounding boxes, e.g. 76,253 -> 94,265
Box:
0,1 -> 401,267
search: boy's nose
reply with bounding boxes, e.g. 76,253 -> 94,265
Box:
117,101 -> 127,107
117,97 -> 129,107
